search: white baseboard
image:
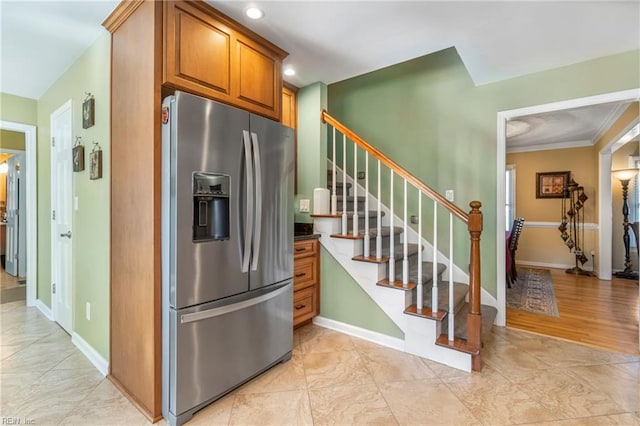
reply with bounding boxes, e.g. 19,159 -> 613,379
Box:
34,299 -> 53,320
313,316 -> 405,351
72,332 -> 109,376
518,260 -> 594,272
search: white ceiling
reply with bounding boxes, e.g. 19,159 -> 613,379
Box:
1,1 -> 638,148
507,101 -> 635,153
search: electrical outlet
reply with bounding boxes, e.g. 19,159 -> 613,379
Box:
410,215 -> 418,224
357,171 -> 365,179
299,199 -> 310,213
86,302 -> 91,321
445,190 -> 454,202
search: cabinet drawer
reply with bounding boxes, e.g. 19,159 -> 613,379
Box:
294,256 -> 315,291
293,286 -> 316,325
294,239 -> 316,259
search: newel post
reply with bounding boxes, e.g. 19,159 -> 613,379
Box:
467,201 -> 483,371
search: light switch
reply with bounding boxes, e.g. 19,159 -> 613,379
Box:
300,199 -> 310,213
74,196 -> 79,211
445,190 -> 454,202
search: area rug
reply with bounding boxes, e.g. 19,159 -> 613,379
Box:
0,286 -> 26,304
507,268 -> 559,317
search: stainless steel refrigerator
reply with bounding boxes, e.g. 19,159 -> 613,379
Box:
161,91 -> 294,426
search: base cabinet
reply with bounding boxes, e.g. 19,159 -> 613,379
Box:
293,238 -> 320,327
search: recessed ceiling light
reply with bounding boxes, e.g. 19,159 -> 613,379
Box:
283,66 -> 295,76
246,7 -> 264,19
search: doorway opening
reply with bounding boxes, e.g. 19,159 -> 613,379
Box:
0,121 -> 37,308
496,89 -> 640,353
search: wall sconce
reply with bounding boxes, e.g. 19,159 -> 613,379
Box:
612,168 -> 639,280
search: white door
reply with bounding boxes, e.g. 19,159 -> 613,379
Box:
5,155 -> 18,276
50,100 -> 73,333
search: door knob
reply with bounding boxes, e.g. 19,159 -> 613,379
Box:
60,231 -> 72,238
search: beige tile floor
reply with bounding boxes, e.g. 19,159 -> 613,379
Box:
1,299 -> 640,425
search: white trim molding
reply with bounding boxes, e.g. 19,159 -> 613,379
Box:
518,260 -> 594,272
72,332 -> 109,376
313,316 -> 405,352
523,221 -> 599,230
35,300 -> 53,320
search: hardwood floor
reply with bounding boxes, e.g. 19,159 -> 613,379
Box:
507,267 -> 640,356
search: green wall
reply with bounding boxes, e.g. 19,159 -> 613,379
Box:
0,93 -> 37,125
0,130 -> 26,150
37,31 -> 111,359
320,247 -> 404,338
295,83 -> 327,223
327,48 -> 640,297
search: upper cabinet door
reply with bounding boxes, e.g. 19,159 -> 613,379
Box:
165,2 -> 232,97
164,1 -> 288,121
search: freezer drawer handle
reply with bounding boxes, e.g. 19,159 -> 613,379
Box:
180,284 -> 290,324
295,272 -> 306,278
295,304 -> 306,310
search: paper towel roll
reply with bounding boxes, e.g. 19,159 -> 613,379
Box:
313,188 -> 330,215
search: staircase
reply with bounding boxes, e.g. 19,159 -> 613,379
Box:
311,111 -> 496,372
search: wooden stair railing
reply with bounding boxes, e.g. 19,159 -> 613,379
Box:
321,110 -> 484,371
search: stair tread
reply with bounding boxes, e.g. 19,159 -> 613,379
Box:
393,260 -> 446,283
338,226 -> 403,238
435,335 -> 479,355
337,210 -> 386,218
404,305 -> 447,321
335,195 -> 366,201
421,281 -> 469,313
377,279 -> 417,291
378,243 -> 421,259
442,303 -> 498,342
352,255 -> 389,264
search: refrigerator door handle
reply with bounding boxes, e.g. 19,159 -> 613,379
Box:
250,132 -> 262,271
242,130 -> 254,273
180,284 -> 289,323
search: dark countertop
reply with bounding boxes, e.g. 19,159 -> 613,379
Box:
294,233 -> 321,241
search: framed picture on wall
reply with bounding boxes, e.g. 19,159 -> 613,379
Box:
536,171 -> 570,199
82,97 -> 95,129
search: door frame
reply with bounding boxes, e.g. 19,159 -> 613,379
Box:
495,88 -> 640,326
0,121 -> 37,307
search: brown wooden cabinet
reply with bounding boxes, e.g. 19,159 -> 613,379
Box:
281,83 -> 298,128
164,1 -> 287,121
103,0 -> 289,421
293,238 -> 320,327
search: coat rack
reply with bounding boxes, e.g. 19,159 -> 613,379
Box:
558,178 -> 592,276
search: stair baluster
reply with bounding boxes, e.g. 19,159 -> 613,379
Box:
376,161 -> 382,260
352,141 -> 358,236
417,193 -> 423,310
388,170 -> 395,280
448,212 -> 454,342
432,202 -> 438,313
331,127 -> 337,215
341,134 -> 347,235
363,152 -> 370,258
402,179 -> 409,286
